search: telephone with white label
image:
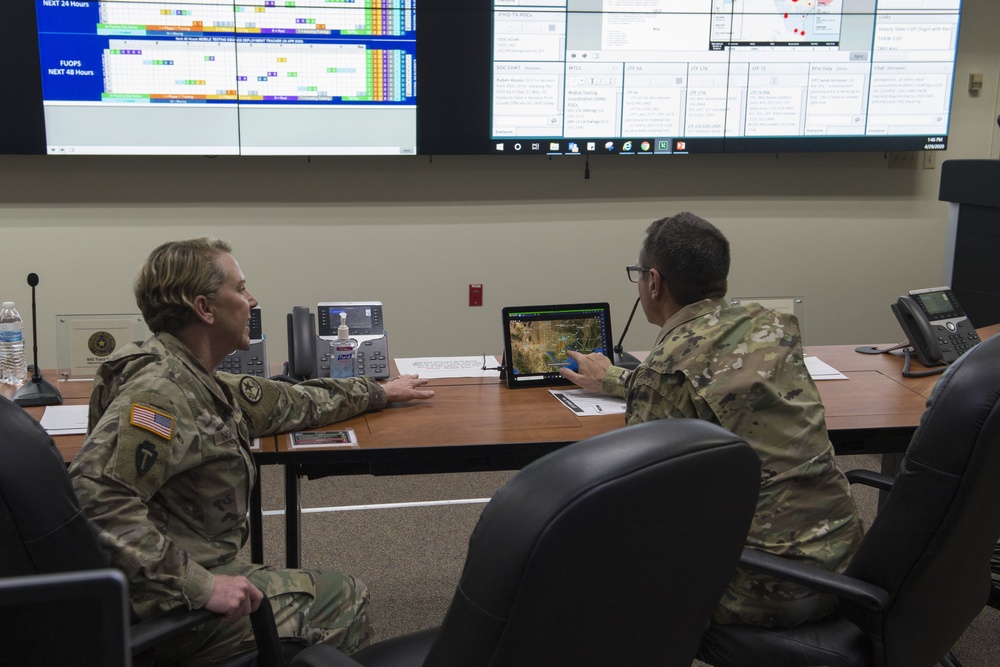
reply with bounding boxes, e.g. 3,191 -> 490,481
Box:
891,287 -> 981,367
217,307 -> 268,377
285,302 -> 389,380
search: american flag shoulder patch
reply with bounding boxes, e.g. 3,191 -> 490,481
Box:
130,404 -> 174,440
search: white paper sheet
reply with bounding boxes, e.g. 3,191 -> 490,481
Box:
549,389 -> 627,416
394,356 -> 502,379
39,404 -> 89,435
805,356 -> 848,380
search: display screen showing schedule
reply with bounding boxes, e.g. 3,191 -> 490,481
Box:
34,0 -> 417,155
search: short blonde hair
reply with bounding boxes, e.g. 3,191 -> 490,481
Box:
134,238 -> 232,334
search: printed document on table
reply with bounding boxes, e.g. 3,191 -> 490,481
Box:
40,404 -> 89,435
395,356 -> 502,379
805,356 -> 848,380
549,389 -> 626,416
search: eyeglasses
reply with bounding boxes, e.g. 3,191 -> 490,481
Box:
626,264 -> 651,283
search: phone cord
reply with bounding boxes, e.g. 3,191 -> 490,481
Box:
901,347 -> 948,378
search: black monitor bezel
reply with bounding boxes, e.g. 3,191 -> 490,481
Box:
502,302 -> 614,390
2,0 -> 962,157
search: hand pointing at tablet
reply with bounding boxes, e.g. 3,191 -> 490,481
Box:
558,350 -> 611,393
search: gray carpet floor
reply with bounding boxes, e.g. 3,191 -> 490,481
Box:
242,453 -> 1000,665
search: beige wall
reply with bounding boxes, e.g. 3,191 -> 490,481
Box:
2,0 -> 998,368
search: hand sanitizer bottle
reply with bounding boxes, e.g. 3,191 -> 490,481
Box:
330,311 -> 358,378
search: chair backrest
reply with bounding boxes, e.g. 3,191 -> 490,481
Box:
0,568 -> 131,667
0,395 -> 108,576
843,335 -> 1000,665
423,419 -> 761,667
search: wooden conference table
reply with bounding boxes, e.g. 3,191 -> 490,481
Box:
12,324 -> 996,569
262,326 -> 1000,568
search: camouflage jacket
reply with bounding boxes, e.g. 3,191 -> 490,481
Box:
69,332 -> 385,618
603,298 -> 864,627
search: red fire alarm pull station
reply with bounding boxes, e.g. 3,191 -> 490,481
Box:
469,284 -> 483,307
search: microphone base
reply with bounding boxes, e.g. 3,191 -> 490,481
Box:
614,351 -> 642,370
13,376 -> 64,407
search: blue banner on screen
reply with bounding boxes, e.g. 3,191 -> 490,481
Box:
33,0 -> 417,155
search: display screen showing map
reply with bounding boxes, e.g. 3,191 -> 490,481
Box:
502,303 -> 614,388
489,0 -> 962,155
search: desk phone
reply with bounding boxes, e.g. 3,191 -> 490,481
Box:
287,302 -> 390,380
218,307 -> 268,377
317,302 -> 389,379
892,287 -> 980,366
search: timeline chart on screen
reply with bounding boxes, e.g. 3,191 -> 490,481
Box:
35,0 -> 416,105
235,41 -> 412,102
234,0 -> 415,38
101,39 -> 239,102
489,0 -> 961,153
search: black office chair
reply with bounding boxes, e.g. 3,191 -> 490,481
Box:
0,396 -> 285,667
290,418 -> 762,667
0,568 -> 158,667
698,333 -> 1000,667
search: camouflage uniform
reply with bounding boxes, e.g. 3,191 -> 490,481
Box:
603,298 -> 864,628
69,332 -> 385,664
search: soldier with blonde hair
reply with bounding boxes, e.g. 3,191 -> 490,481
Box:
70,238 -> 434,664
560,212 -> 863,628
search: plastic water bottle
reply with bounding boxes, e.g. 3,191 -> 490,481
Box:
330,311 -> 358,379
0,302 -> 28,385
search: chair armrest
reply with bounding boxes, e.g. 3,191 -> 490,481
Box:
131,607 -> 216,655
290,643 -> 363,667
249,596 -> 286,667
739,548 -> 891,611
845,469 -> 894,491
132,599 -> 285,667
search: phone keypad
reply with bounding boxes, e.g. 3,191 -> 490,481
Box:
357,341 -> 388,377
218,352 -> 267,377
935,322 -> 981,359
316,337 -> 389,379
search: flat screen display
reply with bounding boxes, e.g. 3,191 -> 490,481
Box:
483,0 -> 963,156
502,303 -> 614,388
1,0 -> 964,156
912,287 -> 964,321
317,302 -> 383,337
24,0 -> 416,155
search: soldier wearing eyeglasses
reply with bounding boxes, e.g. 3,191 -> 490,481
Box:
560,212 -> 863,630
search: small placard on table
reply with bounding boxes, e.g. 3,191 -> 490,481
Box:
291,429 -> 360,449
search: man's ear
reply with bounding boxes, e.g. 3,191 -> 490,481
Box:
648,268 -> 663,300
192,294 -> 214,325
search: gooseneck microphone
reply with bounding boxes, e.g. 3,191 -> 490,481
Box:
613,296 -> 642,370
13,272 -> 63,407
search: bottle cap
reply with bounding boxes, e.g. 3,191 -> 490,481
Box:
338,312 -> 350,341
2,302 -> 13,308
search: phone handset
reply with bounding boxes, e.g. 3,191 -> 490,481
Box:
285,306 -> 318,380
892,296 -> 948,366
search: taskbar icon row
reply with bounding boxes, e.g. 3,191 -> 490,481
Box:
493,138 -> 691,155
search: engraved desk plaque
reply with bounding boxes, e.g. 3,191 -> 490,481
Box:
56,314 -> 149,380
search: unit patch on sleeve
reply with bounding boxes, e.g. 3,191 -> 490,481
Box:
135,440 -> 159,477
130,403 -> 174,440
239,376 -> 263,404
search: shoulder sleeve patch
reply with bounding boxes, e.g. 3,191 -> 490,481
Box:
239,376 -> 264,404
113,430 -> 171,500
129,403 -> 174,440
220,374 -> 281,434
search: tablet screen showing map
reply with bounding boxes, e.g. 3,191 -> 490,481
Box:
502,303 -> 614,389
